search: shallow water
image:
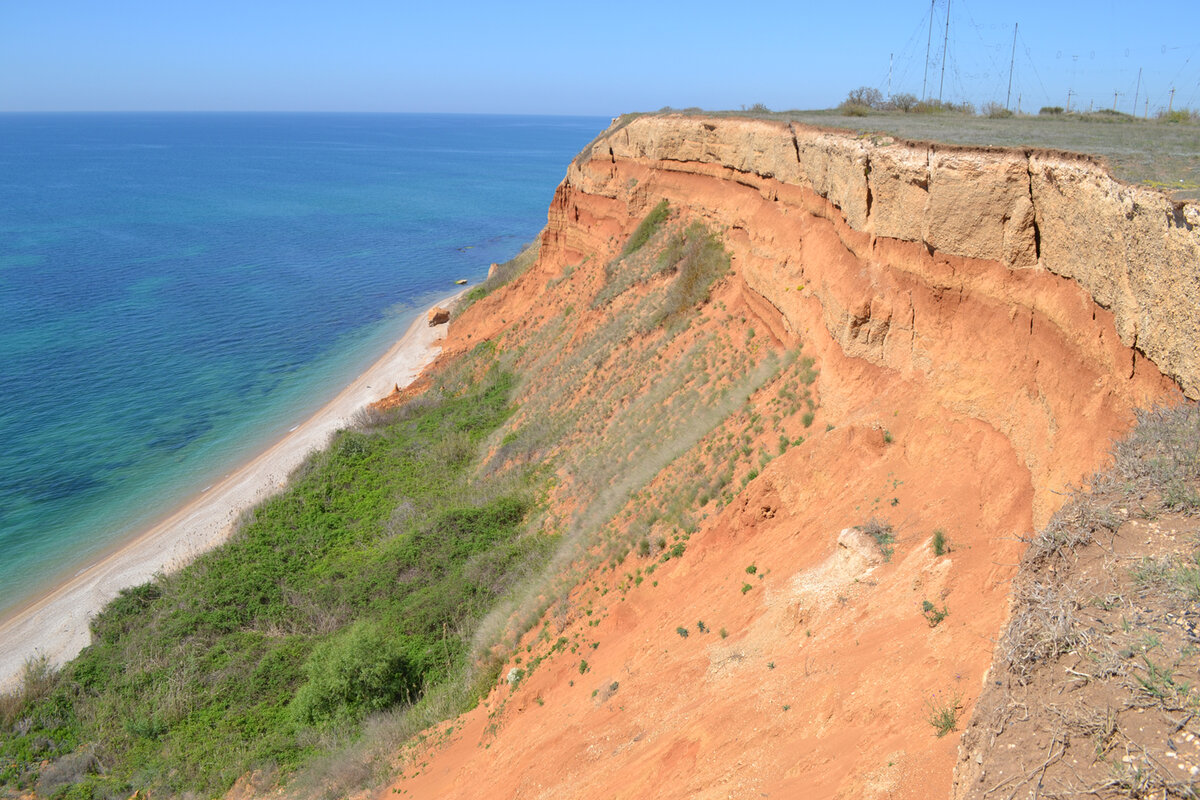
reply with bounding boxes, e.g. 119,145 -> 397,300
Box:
0,112 -> 606,616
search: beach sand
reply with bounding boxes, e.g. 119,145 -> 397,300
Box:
0,298 -> 456,692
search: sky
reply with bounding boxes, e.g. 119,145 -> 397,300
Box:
2,0 -> 1196,116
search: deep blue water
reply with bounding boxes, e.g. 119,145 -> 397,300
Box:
0,112 -> 606,615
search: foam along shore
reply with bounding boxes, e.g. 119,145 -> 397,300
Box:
0,295 -> 460,692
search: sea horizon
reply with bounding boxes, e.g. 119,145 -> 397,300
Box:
0,111 -> 608,619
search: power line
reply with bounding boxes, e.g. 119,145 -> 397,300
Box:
1017,28 -> 1051,106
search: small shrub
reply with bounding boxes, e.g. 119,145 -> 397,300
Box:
840,86 -> 883,113
931,529 -> 948,556
982,101 -> 1013,118
745,564 -> 757,575
697,620 -> 709,633
925,693 -> 963,737
1158,108 -> 1198,123
579,660 -> 590,674
922,600 -> 949,627
858,518 -> 895,562
676,626 -> 690,638
741,583 -> 753,594
1039,106 -> 1064,115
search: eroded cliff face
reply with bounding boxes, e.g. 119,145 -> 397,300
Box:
593,116 -> 1200,396
561,115 -> 1194,526
380,116 -> 1194,799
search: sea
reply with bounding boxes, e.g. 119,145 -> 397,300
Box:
0,112 -> 607,618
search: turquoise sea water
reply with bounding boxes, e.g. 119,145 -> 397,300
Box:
0,112 -> 606,617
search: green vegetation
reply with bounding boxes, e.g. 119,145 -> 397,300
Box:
621,199 -> 670,257
930,528 -> 948,557
645,221 -> 730,330
925,692 -> 962,737
0,361 -> 550,798
858,518 -> 896,562
921,600 -> 948,627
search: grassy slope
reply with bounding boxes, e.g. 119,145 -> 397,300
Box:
0,360 -> 551,799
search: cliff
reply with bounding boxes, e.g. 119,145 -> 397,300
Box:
380,115 -> 1197,799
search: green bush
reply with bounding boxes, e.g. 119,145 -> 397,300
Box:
290,621 -> 419,724
931,529 -> 948,556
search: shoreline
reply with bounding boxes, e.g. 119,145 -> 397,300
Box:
0,294 -> 459,692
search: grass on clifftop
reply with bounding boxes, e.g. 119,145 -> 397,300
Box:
0,353 -> 551,800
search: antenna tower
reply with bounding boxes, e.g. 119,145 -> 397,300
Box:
1006,23 -> 1018,110
922,0 -> 935,99
938,0 -> 951,102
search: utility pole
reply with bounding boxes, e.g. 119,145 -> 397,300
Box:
1113,91 -> 1123,111
1132,67 -> 1142,116
922,0 -> 935,100
1067,88 -> 1074,112
1006,23 -> 1018,110
1169,87 -> 1176,112
1017,93 -> 1022,114
938,0 -> 951,103
888,53 -> 893,99
1145,98 -> 1150,118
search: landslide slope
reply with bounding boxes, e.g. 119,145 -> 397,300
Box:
379,116 -> 1196,798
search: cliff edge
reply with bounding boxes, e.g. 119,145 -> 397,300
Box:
379,116 -> 1195,798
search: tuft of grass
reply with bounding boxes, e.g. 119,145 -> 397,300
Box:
925,692 -> 963,737
931,529 -> 948,557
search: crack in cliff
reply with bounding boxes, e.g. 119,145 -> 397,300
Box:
864,153 -> 873,223
1025,156 -> 1042,263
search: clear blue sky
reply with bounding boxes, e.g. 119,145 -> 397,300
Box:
2,0 -> 1196,115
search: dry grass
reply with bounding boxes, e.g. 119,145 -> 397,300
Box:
960,401 -> 1200,799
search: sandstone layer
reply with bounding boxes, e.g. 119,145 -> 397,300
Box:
380,116 -> 1194,799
